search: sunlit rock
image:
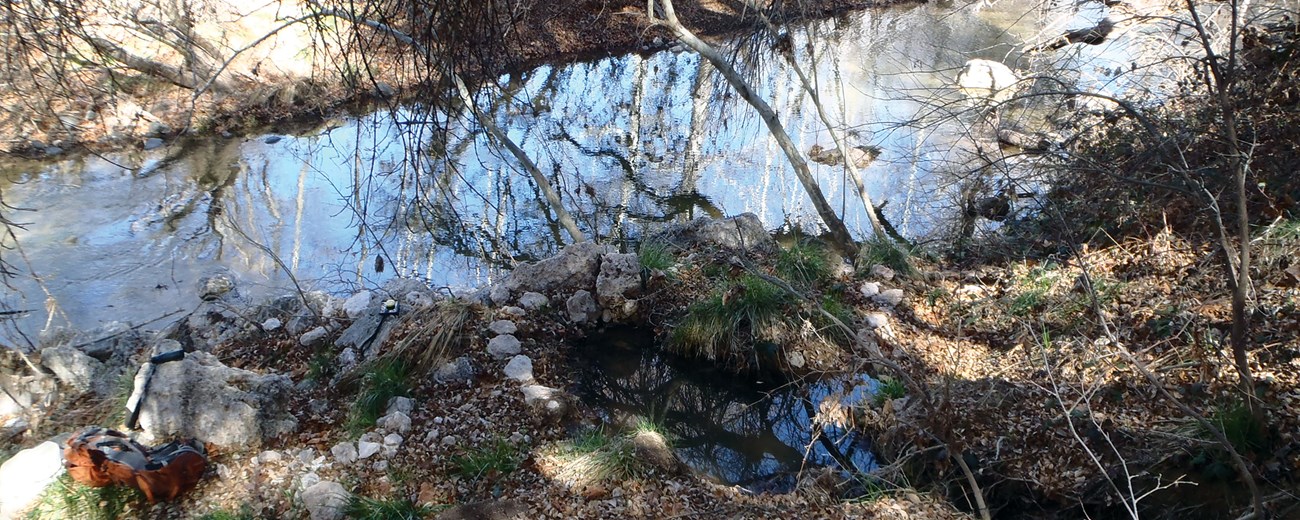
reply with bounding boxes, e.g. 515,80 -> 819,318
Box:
129,351 -> 297,447
956,59 -> 1019,101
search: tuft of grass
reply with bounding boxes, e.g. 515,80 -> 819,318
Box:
450,438 -> 523,481
27,474 -> 142,520
344,495 -> 434,520
1008,265 -> 1058,317
385,299 -> 473,374
545,427 -> 648,486
1208,400 -> 1268,456
347,359 -> 411,436
872,377 -> 907,406
858,238 -> 913,277
198,505 -> 257,520
637,241 -> 675,272
776,241 -> 832,287
669,275 -> 788,362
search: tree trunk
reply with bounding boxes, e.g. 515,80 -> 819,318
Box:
647,0 -> 855,254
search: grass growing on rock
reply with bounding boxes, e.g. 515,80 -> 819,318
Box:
637,241 -> 675,272
538,425 -> 667,488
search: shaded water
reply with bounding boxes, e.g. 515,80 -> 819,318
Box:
0,0 -> 1144,341
573,326 -> 882,489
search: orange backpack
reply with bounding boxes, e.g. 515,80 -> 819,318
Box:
63,427 -> 207,503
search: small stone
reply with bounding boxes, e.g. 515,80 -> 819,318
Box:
386,396 -> 414,415
378,411 -> 412,434
864,312 -> 890,329
331,442 -> 357,464
870,264 -> 896,280
433,357 -> 476,384
859,282 -> 880,297
518,292 -> 549,310
300,327 -> 328,347
566,290 -> 600,324
43,146 -> 64,156
299,472 -> 321,491
258,450 -> 282,464
301,481 -> 349,520
298,448 -> 315,465
337,348 -> 358,369
382,433 -> 404,456
500,306 -> 526,317
405,291 -> 434,308
440,435 -> 458,446
503,355 -> 534,382
873,288 -> 904,306
262,318 -> 283,331
487,335 -> 522,358
488,320 -> 517,335
786,351 -> 806,368
372,460 -> 389,472
357,441 -> 381,460
264,135 -> 283,144
142,137 -> 165,150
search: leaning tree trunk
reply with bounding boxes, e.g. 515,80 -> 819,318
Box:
647,0 -> 855,253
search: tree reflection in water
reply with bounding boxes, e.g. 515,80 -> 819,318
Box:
572,325 -> 877,492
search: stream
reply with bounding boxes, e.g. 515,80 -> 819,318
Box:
1,0 -> 1147,342
0,0 -> 1167,489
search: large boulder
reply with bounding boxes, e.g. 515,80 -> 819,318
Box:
650,213 -> 775,252
0,440 -> 64,519
129,350 -> 297,447
956,59 -> 1019,101
494,242 -> 611,304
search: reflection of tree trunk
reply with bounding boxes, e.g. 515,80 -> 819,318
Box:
314,8 -> 587,245
679,58 -> 713,216
744,2 -> 891,244
292,153 -> 307,274
648,0 -> 854,254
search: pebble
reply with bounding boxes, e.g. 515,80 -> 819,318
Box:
357,441 -> 382,459
487,334 -> 522,358
262,318 -> 282,331
871,264 -> 897,280
488,320 -> 517,335
441,435 -> 458,446
503,355 -> 533,381
332,442 -> 357,464
873,288 -> 905,306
